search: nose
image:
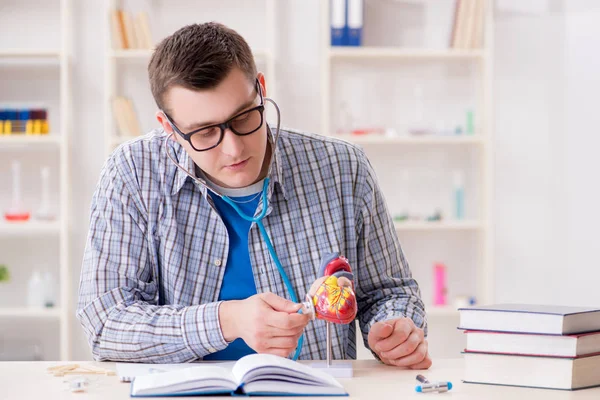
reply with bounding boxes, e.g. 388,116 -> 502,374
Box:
220,127 -> 244,158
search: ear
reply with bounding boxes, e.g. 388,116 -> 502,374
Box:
156,110 -> 177,142
257,72 -> 267,98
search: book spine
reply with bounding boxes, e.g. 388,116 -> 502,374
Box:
111,10 -> 124,49
471,0 -> 486,49
112,97 -> 129,136
461,0 -> 476,49
125,98 -> 142,136
330,0 -> 346,46
138,11 -> 154,49
122,11 -> 138,49
133,13 -> 146,50
452,0 -> 467,48
117,10 -> 129,49
347,0 -> 363,46
449,0 -> 460,48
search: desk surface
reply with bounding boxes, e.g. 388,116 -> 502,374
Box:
1,358 -> 599,399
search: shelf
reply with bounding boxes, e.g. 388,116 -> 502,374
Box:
110,48 -> 271,60
0,135 -> 62,147
0,49 -> 62,59
394,221 -> 483,231
329,47 -> 484,60
0,307 -> 61,318
334,134 -> 485,146
110,49 -> 154,59
0,220 -> 61,236
426,305 -> 459,317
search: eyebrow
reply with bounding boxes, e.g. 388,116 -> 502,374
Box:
183,97 -> 257,132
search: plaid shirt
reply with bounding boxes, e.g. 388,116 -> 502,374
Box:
77,127 -> 426,363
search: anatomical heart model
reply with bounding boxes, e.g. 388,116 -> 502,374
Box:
300,252 -> 357,376
305,252 -> 357,324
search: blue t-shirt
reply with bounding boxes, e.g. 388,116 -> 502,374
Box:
203,185 -> 262,361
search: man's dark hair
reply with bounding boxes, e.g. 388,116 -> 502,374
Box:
148,22 -> 257,113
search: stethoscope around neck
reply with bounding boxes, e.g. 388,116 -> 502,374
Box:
164,96 -> 305,361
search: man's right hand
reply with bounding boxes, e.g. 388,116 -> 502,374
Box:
219,292 -> 310,357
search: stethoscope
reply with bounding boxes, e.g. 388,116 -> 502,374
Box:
164,95 -> 305,361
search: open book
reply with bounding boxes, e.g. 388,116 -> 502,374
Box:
130,354 -> 348,397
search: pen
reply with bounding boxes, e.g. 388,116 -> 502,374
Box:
415,374 -> 453,393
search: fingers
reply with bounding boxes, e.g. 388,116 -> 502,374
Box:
388,341 -> 429,368
409,354 -> 433,370
267,310 -> 311,330
261,335 -> 302,351
254,333 -> 303,358
368,318 -> 430,369
379,328 -> 424,360
261,348 -> 295,358
375,318 -> 413,353
266,324 -> 306,338
260,292 -> 302,313
367,321 -> 395,351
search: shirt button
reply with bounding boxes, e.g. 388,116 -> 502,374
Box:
208,347 -> 217,353
214,259 -> 222,267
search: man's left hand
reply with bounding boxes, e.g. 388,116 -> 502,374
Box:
367,317 -> 432,369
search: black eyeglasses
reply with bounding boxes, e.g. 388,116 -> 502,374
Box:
164,80 -> 265,152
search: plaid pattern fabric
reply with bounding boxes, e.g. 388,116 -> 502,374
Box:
77,127 -> 427,363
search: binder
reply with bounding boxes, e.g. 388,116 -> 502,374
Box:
347,0 -> 363,46
330,0 -> 346,46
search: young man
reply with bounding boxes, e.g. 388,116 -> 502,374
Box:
77,22 -> 431,369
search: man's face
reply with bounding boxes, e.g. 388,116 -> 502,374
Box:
158,68 -> 269,189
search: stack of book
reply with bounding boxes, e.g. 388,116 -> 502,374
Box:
111,9 -> 153,50
330,0 -> 363,47
458,304 -> 600,390
112,96 -> 142,138
450,0 -> 486,49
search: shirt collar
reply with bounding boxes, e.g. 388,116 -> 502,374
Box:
168,124 -> 289,200
169,139 -> 199,196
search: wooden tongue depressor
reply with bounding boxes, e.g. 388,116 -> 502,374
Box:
47,364 -> 116,377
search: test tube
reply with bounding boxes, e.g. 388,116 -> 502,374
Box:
4,161 -> 30,222
35,166 -> 56,221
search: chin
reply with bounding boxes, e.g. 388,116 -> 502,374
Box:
225,172 -> 261,189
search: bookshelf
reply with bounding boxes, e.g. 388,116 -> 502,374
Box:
0,0 -> 71,361
394,221 -> 483,232
0,221 -> 62,236
104,0 -> 278,158
338,134 -> 485,145
0,135 -> 63,146
320,0 -> 494,336
329,47 -> 485,60
0,50 -> 62,59
0,307 -> 62,319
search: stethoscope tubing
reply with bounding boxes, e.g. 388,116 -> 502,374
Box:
164,97 -> 305,360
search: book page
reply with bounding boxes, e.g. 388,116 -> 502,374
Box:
130,365 -> 237,396
116,361 -> 236,382
232,354 -> 344,389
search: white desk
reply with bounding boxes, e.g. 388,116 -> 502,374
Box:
1,358 -> 598,399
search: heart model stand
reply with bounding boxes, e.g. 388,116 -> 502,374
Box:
300,252 -> 358,378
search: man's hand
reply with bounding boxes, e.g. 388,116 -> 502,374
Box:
219,292 -> 310,357
368,317 -> 432,369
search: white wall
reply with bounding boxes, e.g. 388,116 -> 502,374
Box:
493,1 -> 569,304
494,0 -> 600,308
2,0 -> 599,361
563,0 -> 600,306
